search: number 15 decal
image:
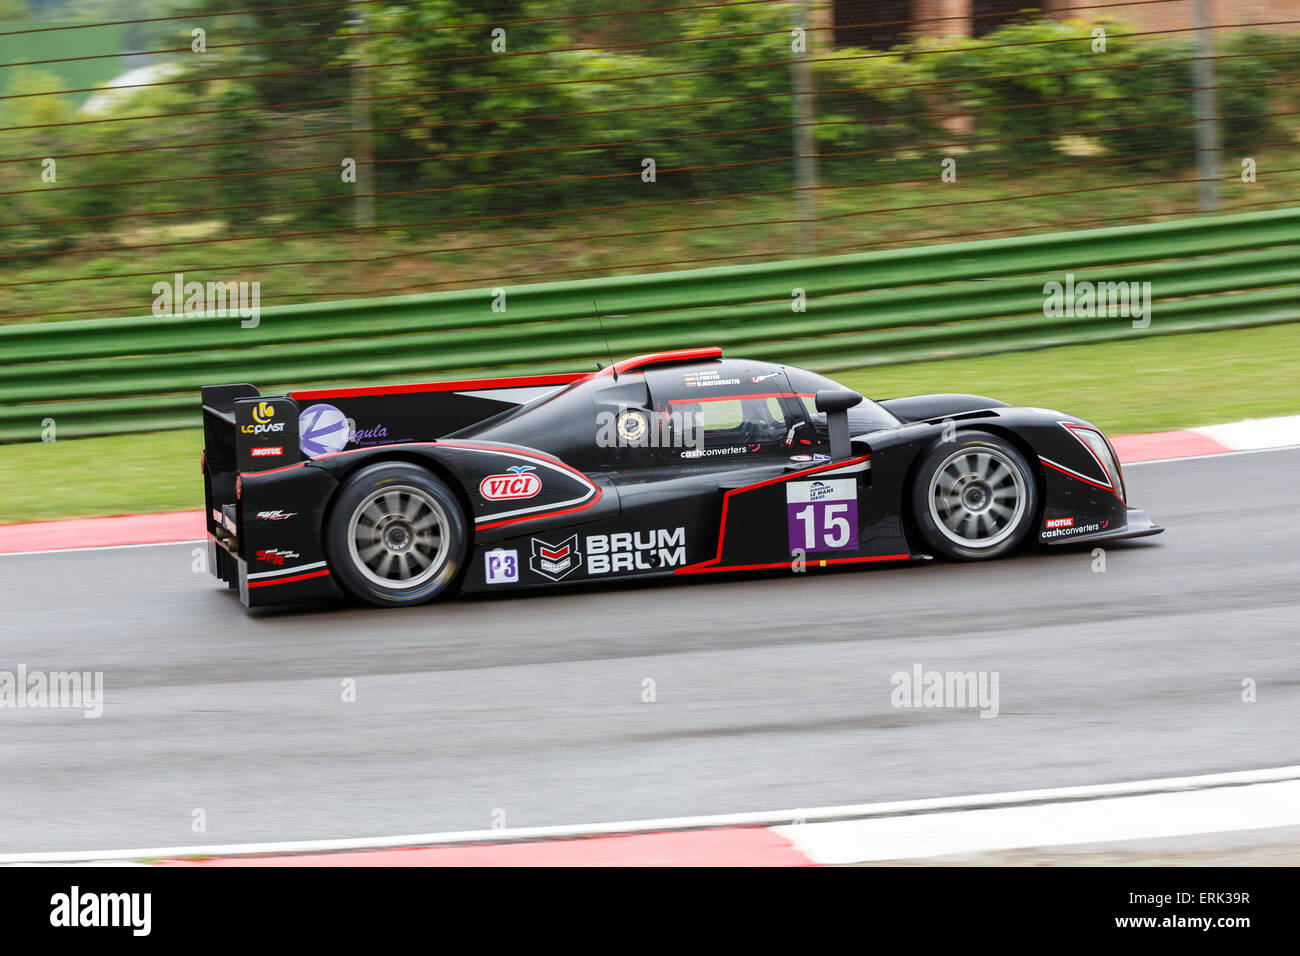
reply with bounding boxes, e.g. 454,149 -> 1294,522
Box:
786,478 -> 859,553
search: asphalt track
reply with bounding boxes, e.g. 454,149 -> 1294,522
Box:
1,449 -> 1297,853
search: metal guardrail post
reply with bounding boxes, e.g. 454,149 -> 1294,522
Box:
348,7 -> 376,232
793,0 -> 817,255
1192,0 -> 1221,213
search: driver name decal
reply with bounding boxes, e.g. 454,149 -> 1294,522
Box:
683,369 -> 740,388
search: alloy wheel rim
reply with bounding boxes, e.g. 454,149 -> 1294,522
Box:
927,446 -> 1027,548
346,485 -> 450,588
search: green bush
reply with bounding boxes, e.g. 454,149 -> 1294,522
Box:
813,52 -> 943,182
917,20 -> 1125,164
1,2 -> 1296,277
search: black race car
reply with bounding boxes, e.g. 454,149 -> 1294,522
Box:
200,347 -> 1161,609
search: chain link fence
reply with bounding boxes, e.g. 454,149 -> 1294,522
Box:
0,0 -> 1297,325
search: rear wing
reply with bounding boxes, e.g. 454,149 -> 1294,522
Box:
201,386 -> 301,476
200,385 -> 302,551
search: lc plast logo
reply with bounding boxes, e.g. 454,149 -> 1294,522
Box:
480,465 -> 542,500
241,401 -> 285,436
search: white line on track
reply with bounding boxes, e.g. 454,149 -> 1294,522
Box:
1122,443 -> 1300,467
0,539 -> 205,558
776,778 -> 1300,864
2,764 -> 1299,864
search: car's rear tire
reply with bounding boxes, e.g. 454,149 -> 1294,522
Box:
910,430 -> 1037,561
325,462 -> 467,607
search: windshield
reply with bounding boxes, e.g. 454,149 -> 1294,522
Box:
782,368 -> 901,433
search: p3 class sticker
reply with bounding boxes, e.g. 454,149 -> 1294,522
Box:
299,403 -> 351,458
617,410 -> 648,443
484,548 -> 519,584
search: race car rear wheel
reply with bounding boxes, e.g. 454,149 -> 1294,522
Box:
326,462 -> 467,607
910,431 -> 1037,561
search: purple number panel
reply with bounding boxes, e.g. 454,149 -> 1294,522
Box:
786,478 -> 859,553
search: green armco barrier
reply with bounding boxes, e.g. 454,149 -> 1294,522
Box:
0,207 -> 1296,442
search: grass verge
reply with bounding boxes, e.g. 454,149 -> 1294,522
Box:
834,323 -> 1300,434
3,324 -> 1297,524
5,155 -> 1299,325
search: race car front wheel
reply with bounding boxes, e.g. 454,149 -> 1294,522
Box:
910,430 -> 1037,561
326,462 -> 467,607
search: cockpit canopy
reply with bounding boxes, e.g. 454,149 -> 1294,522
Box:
462,354 -> 899,469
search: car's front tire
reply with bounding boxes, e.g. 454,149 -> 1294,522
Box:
910,430 -> 1037,560
325,462 -> 467,607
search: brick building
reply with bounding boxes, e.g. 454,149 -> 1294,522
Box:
825,0 -> 1300,48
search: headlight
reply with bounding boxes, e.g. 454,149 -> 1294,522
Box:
1064,424 -> 1126,502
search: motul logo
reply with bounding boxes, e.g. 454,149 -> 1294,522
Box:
479,465 -> 541,500
1045,517 -> 1074,528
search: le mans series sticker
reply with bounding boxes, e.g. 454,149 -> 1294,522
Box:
787,478 -> 858,553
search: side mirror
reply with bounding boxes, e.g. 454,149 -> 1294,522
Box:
814,389 -> 864,460
815,389 -> 863,414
